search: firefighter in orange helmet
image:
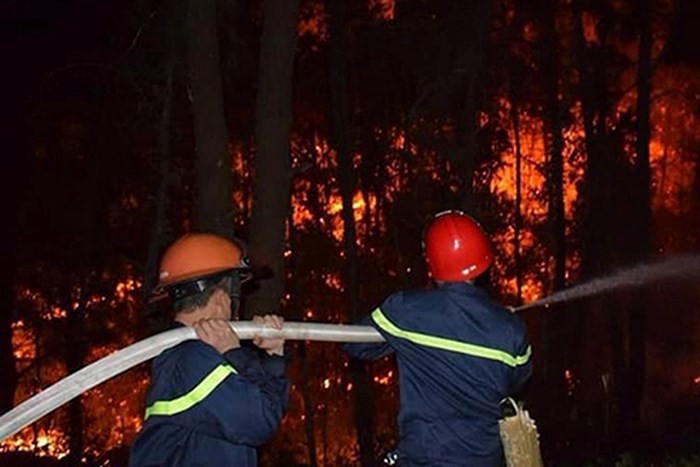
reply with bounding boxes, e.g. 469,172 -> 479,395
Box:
130,233 -> 289,467
344,211 -> 532,466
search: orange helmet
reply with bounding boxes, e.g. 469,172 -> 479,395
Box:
423,210 -> 493,282
154,233 -> 251,301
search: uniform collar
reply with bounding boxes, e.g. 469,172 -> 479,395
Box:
436,281 -> 488,297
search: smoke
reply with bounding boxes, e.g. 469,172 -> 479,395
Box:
516,255 -> 700,311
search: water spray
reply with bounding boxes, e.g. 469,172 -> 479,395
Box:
516,254 -> 700,312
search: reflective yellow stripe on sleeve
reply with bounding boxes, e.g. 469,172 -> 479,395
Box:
370,308 -> 531,368
144,363 -> 238,420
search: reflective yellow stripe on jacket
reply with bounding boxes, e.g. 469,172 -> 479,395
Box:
370,308 -> 531,368
145,363 -> 238,420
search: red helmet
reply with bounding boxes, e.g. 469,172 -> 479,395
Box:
423,210 -> 493,282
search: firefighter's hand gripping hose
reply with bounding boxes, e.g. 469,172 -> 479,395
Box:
0,321 -> 383,442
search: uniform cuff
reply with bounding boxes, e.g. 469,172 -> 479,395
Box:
223,347 -> 255,373
262,353 -> 288,377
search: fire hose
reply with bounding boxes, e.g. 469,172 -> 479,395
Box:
0,321 -> 383,441
0,317 -> 543,465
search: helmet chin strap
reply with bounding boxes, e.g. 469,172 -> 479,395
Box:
228,275 -> 246,320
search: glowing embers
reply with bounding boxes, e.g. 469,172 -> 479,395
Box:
373,370 -> 394,386
368,0 -> 395,21
114,278 -> 140,303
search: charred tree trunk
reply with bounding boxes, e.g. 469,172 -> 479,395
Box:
0,121 -> 21,413
0,269 -> 15,414
0,40 -> 26,413
299,342 -> 319,467
143,54 -> 176,332
186,0 -> 232,237
247,0 -> 300,316
572,0 -> 625,444
451,0 -> 498,214
633,0 -> 653,280
328,0 -> 375,464
508,91 -> 524,306
532,1 -> 572,436
447,0 -> 498,213
144,57 -> 175,300
287,219 -> 318,467
66,299 -> 85,464
542,1 -> 567,293
627,0 -> 653,435
572,0 -> 614,278
0,155 -> 19,415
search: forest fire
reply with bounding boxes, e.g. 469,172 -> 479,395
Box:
0,427 -> 68,459
1,279 -> 148,462
2,0 -> 700,465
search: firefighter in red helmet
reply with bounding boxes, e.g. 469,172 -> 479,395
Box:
130,233 -> 289,467
344,210 -> 532,466
423,210 -> 494,282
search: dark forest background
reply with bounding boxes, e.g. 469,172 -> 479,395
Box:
2,0 -> 700,465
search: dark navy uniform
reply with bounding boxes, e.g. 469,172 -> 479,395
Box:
345,282 -> 532,467
129,336 -> 288,467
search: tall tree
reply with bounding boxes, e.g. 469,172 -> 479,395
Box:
287,220 -> 318,467
328,0 -> 376,464
247,0 -> 301,316
572,0 -> 629,445
531,1 -> 576,443
449,0 -> 498,214
0,234 -> 17,414
572,0 -> 614,278
0,1 -> 37,415
0,83 -> 23,415
143,1 -> 179,328
541,0 -> 567,293
626,0 -> 653,435
187,0 -> 232,237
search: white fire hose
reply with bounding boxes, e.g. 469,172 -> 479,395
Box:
0,321 -> 383,441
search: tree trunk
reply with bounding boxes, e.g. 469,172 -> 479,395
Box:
142,54 -> 176,332
0,42 -> 25,414
542,1 -> 567,293
534,0 -> 570,432
0,271 -> 15,414
0,164 -> 18,414
66,299 -> 85,464
287,219 -> 318,467
144,57 -> 175,300
572,0 -> 614,278
299,342 -> 319,467
572,0 -> 625,445
327,0 -> 376,464
451,0 -> 498,214
187,0 -> 232,238
627,0 -> 653,434
509,95 -> 524,305
633,0 -> 652,259
247,0 -> 300,317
